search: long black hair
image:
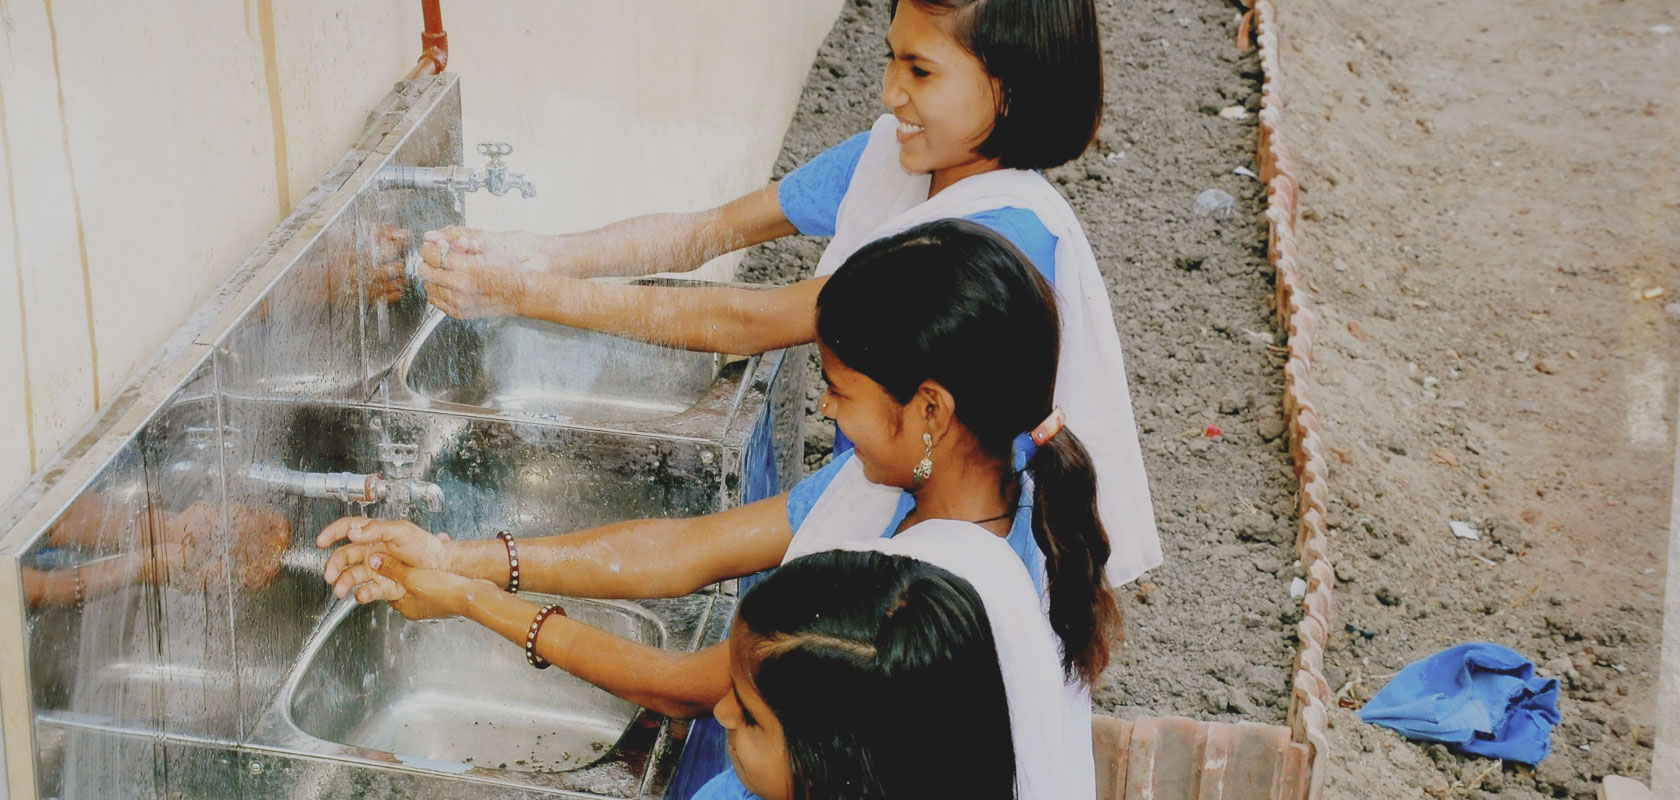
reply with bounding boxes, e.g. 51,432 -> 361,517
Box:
890,0 -> 1104,170
815,218 -> 1120,684
740,550 -> 1016,800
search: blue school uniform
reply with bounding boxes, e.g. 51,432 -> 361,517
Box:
779,132 -> 1059,457
666,133 -> 1060,800
673,450 -> 1045,800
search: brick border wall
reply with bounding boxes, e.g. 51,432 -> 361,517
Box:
1244,1 -> 1333,797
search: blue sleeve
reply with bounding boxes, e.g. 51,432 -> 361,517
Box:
691,770 -> 762,800
777,131 -> 870,237
786,450 -> 856,532
965,207 -> 1058,287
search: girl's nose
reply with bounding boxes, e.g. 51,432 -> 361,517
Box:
713,694 -> 740,730
880,65 -> 907,109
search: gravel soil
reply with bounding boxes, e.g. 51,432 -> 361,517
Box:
740,0 -> 1679,796
1279,0 -> 1677,795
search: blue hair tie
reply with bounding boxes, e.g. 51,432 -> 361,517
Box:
1012,432 -> 1038,472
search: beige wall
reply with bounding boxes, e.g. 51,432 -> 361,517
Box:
0,1 -> 842,511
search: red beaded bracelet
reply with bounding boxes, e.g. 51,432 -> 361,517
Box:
497,530 -> 520,593
525,603 -> 566,669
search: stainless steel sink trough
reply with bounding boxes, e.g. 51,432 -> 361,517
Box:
0,74 -> 801,800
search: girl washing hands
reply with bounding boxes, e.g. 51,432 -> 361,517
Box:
414,0 -> 1161,584
321,222 -> 1116,799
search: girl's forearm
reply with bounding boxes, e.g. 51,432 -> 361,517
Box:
457,585 -> 730,718
447,497 -> 794,601
541,212 -> 728,279
444,524 -> 713,599
537,185 -> 797,280
513,276 -> 821,355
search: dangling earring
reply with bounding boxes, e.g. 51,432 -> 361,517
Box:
912,432 -> 934,485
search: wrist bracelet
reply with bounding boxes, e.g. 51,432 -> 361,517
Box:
497,530 -> 520,593
525,603 -> 566,669
71,564 -> 85,606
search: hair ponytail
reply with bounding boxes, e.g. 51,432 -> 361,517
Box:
1027,428 -> 1120,684
818,218 -> 1122,687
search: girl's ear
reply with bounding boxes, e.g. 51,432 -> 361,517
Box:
914,380 -> 957,440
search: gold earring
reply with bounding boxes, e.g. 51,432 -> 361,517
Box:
912,432 -> 934,485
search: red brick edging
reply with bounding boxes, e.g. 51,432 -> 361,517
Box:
1246,0 -> 1334,797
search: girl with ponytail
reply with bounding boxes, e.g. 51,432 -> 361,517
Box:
317,219 -> 1115,799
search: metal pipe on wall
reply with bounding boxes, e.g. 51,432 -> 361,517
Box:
405,0 -> 449,79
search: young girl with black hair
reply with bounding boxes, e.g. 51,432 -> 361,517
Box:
319,220 -> 1114,799
699,549 -> 1017,800
410,0 -> 1161,584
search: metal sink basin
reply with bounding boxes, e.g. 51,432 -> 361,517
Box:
282,594 -> 665,775
398,312 -> 723,423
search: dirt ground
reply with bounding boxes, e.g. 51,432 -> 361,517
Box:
743,0 -> 1676,797
1279,0 -> 1679,795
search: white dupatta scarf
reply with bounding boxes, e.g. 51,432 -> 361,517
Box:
786,518 -> 1096,800
802,114 -> 1162,585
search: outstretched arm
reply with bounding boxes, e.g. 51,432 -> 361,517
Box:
321,492 -> 796,602
505,274 -> 825,355
374,559 -> 733,718
416,182 -> 825,355
541,183 -> 800,279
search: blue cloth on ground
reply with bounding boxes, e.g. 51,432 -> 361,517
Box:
1358,642 -> 1560,764
778,133 -> 1059,286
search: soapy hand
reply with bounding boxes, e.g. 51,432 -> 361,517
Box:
317,517 -> 453,602
417,228 -> 540,319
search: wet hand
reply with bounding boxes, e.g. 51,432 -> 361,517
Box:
318,517 -> 452,599
423,227 -> 547,268
370,556 -> 487,620
418,232 -> 537,319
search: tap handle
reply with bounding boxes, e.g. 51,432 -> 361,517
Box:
477,141 -> 513,166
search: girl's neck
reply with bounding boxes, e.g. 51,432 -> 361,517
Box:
902,449 -> 1018,536
928,156 -> 1004,197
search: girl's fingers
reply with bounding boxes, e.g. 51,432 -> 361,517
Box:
354,575 -> 404,605
317,516 -> 373,548
333,562 -> 381,599
323,542 -> 371,584
371,554 -> 414,585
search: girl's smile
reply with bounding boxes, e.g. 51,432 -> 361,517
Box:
881,1 -> 1003,195
895,117 -> 928,145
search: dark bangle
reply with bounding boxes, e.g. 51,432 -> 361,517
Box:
525,603 -> 566,669
497,530 -> 520,593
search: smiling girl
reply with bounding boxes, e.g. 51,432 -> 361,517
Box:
320,221 -> 1114,799
414,0 -> 1161,585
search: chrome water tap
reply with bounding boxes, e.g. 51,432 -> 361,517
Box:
474,142 -> 537,198
245,442 -> 444,515
377,141 -> 536,199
